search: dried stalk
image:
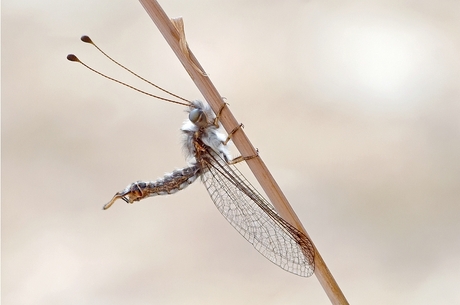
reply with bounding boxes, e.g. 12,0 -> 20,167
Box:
138,0 -> 349,304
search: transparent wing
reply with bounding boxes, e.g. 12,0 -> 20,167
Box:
200,146 -> 315,277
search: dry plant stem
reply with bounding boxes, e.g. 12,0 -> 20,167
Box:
138,1 -> 349,304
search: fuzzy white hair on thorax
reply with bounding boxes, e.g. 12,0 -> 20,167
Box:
181,100 -> 232,163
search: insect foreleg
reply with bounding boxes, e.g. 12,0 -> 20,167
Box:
212,102 -> 228,128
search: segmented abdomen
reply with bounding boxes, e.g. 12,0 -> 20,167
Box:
143,164 -> 201,197
104,164 -> 201,209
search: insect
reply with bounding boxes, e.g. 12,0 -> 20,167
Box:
68,36 -> 315,277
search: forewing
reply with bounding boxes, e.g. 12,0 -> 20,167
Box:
200,148 -> 315,277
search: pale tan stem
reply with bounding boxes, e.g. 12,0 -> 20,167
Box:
138,1 -> 349,304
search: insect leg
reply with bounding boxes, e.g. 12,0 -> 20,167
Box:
210,102 -> 244,145
223,123 -> 243,145
211,103 -> 259,163
221,121 -> 259,164
227,148 -> 259,165
212,102 -> 228,127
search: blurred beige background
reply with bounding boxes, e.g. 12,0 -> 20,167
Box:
3,0 -> 460,304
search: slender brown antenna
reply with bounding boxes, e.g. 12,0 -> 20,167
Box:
79,35 -> 191,104
67,38 -> 193,107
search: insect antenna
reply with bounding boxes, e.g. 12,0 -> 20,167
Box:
67,35 -> 193,107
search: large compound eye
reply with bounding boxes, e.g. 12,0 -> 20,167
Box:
189,108 -> 207,127
189,108 -> 201,123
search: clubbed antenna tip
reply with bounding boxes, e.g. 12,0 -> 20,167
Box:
81,35 -> 93,44
67,54 -> 80,62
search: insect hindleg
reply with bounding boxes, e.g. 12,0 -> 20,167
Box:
227,148 -> 259,165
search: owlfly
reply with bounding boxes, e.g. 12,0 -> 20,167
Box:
68,36 -> 315,277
